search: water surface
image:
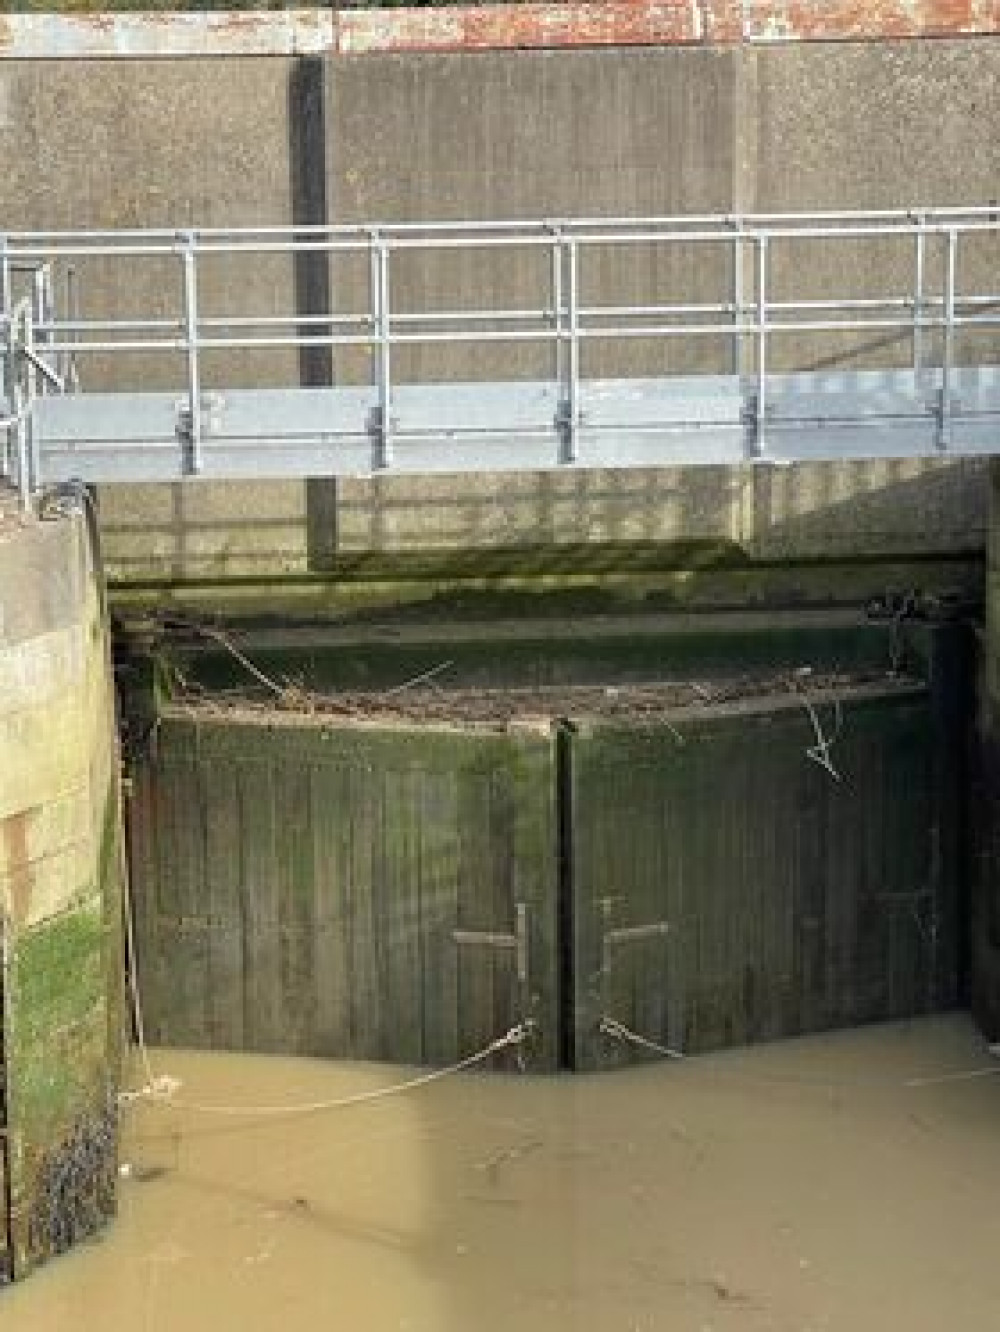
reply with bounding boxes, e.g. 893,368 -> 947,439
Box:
6,1014 -> 999,1331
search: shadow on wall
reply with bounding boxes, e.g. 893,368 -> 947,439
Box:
95,457 -> 988,589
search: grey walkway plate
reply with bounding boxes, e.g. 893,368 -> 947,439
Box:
33,368 -> 1000,483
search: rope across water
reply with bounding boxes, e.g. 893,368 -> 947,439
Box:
119,1022 -> 537,1118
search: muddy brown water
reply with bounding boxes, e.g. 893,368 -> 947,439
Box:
5,1014 -> 1000,1331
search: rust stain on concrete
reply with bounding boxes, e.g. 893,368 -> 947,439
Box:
0,2 -> 997,59
336,0 -> 1000,53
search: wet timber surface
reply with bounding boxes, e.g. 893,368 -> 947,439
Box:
135,668 -> 956,1066
4,1014 -> 1000,1332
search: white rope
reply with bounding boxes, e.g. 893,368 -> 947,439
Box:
600,1014 -> 1000,1091
904,1061 -> 1000,1089
120,1021 -> 537,1118
119,814 -> 158,1096
599,1016 -> 685,1061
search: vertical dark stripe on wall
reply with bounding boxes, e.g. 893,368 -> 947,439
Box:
289,56 -> 338,569
556,723 -> 577,1071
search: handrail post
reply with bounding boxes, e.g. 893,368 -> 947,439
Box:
14,380 -> 29,511
0,237 -> 9,485
731,215 -> 744,377
12,302 -> 34,509
564,236 -> 579,464
754,232 -> 768,459
0,235 -> 9,319
179,230 -> 202,475
32,265 -> 47,344
913,213 -> 926,377
940,226 -> 957,450
370,229 -> 393,471
64,264 -> 79,391
550,225 -> 564,397
23,294 -> 40,497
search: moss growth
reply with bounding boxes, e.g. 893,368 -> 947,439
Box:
10,905 -> 107,1134
99,782 -> 126,1086
109,551 -> 983,627
7,780 -> 123,1277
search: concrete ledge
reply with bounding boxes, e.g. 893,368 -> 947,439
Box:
0,518 -> 87,648
2,3 -> 999,60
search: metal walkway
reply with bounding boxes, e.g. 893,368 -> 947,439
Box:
3,209 -> 1000,502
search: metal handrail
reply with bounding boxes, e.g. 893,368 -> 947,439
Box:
3,203 -> 1000,243
3,211 -> 1000,490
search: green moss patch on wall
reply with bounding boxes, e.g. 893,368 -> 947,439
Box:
5,891 -> 117,1276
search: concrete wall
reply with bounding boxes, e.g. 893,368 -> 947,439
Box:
0,493 -> 123,1280
0,40 -> 996,590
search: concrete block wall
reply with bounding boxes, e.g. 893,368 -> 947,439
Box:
0,495 -> 123,1281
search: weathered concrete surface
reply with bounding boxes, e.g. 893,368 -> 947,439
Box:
0,41 -> 995,589
2,2 -> 999,60
0,54 -> 309,586
334,0 -> 1000,51
0,493 -> 123,1281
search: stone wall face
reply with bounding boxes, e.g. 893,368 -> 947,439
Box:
0,500 -> 123,1281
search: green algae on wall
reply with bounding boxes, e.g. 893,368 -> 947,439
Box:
6,899 -> 117,1273
0,508 -> 125,1282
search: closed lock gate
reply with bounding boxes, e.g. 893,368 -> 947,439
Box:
130,685 -> 958,1074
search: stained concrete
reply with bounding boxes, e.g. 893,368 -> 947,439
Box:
0,495 -> 124,1280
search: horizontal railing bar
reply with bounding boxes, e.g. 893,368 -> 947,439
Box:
6,205 -> 1000,244
36,314 -> 375,334
37,300 -> 996,341
6,219 -> 1000,262
42,312 -> 1000,357
578,317 -> 986,339
40,335 -> 377,354
34,299 -> 1000,341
